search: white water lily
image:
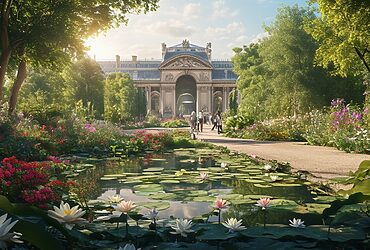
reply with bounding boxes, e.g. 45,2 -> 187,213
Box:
264,164 -> 272,171
103,194 -> 124,204
0,213 -> 23,249
270,175 -> 278,181
170,218 -> 194,237
220,162 -> 227,168
222,218 -> 246,233
199,172 -> 209,180
289,218 -> 305,228
48,201 -> 86,230
114,200 -> 136,215
145,208 -> 159,220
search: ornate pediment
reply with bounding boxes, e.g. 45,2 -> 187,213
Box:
159,55 -> 212,70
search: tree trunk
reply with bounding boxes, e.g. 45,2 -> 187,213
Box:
0,0 -> 13,103
8,59 -> 27,115
0,48 -> 11,102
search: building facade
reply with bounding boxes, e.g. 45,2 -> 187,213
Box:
98,40 -> 237,117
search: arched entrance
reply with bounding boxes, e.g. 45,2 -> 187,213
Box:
151,92 -> 160,115
213,90 -> 223,112
176,75 -> 196,115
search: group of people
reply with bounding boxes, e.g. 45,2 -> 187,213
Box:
189,110 -> 222,134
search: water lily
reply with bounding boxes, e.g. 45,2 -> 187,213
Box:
222,218 -> 246,233
48,201 -> 86,230
114,200 -> 136,215
214,198 -> 227,209
103,194 -> 124,204
170,218 -> 194,237
199,172 -> 208,180
270,175 -> 278,181
145,208 -> 159,220
220,162 -> 227,168
0,213 -> 23,249
289,218 -> 305,228
250,154 -> 257,159
264,164 -> 272,171
256,197 -> 271,210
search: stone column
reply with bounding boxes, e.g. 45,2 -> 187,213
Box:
223,87 -> 227,112
196,85 -> 200,114
160,85 -> 164,118
173,86 -> 176,117
208,86 -> 212,114
211,85 -> 214,113
147,86 -> 152,114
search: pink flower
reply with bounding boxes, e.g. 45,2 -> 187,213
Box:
256,197 -> 271,210
214,198 -> 227,209
250,154 -> 257,159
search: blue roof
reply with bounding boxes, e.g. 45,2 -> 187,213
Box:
163,51 -> 210,64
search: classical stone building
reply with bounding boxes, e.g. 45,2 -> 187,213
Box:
98,40 -> 237,117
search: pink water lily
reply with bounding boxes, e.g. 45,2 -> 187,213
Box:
114,200 -> 136,215
256,197 -> 271,210
214,198 -> 227,209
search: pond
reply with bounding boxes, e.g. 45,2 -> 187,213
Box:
88,147 -> 334,227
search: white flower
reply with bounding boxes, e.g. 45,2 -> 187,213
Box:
114,200 -> 136,215
289,218 -> 305,228
170,218 -> 194,237
199,172 -> 208,180
48,201 -> 86,230
0,213 -> 23,249
220,162 -> 227,168
270,175 -> 278,181
222,218 -> 246,233
264,164 -> 272,171
102,195 -> 124,204
145,208 -> 159,220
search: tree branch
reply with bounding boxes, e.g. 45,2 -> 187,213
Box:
355,47 -> 370,73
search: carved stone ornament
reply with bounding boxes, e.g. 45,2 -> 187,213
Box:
167,57 -> 204,68
164,73 -> 174,81
199,71 -> 210,81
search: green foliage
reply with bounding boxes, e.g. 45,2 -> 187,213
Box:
104,73 -> 145,123
305,0 -> 370,77
63,58 -> 105,118
233,5 -> 364,120
160,119 -> 189,128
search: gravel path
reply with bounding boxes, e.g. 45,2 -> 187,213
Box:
197,125 -> 369,181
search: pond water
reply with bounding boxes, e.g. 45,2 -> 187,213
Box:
89,148 -> 334,226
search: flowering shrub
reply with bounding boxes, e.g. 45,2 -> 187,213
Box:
160,118 -> 189,128
128,131 -> 173,152
226,98 -> 369,153
0,156 -> 71,209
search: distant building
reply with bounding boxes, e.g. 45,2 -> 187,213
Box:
98,40 -> 237,117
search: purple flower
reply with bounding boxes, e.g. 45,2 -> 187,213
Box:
331,98 -> 345,107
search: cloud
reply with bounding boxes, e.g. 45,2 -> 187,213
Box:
212,0 -> 239,18
250,32 -> 269,43
145,20 -> 197,37
206,22 -> 245,40
183,3 -> 201,19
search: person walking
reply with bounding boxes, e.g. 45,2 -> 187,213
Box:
197,110 -> 204,132
216,111 -> 222,134
189,111 -> 197,131
211,112 -> 217,131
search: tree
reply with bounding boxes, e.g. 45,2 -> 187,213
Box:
0,0 -> 159,113
232,5 -> 364,120
63,58 -> 105,118
305,0 -> 370,77
104,73 -> 139,122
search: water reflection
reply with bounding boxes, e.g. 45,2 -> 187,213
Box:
92,151 -> 329,225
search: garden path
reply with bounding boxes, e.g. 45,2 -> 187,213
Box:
197,124 -> 369,182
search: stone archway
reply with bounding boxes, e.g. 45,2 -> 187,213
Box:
151,92 -> 160,115
176,75 -> 196,115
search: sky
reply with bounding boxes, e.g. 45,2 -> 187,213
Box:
85,0 -> 308,61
